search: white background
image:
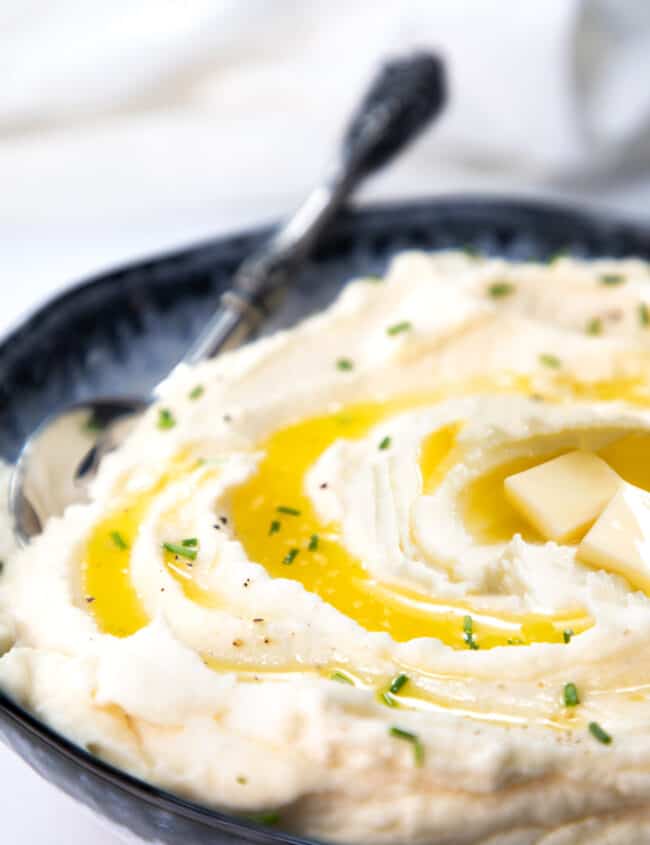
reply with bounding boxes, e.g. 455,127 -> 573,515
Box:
4,1 -> 650,841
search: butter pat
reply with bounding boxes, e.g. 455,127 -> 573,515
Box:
504,451 -> 620,542
578,483 -> 650,592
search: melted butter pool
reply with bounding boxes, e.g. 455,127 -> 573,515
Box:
83,371 -> 650,644
229,396 -> 589,648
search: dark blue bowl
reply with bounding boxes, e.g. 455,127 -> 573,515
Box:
2,197 -> 650,844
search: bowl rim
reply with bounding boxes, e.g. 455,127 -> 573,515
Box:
2,193 -> 650,841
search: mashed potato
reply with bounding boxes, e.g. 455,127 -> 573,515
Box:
4,251 -> 650,843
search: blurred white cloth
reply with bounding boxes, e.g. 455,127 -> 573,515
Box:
3,0 -> 650,237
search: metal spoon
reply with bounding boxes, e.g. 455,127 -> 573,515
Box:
10,52 -> 446,545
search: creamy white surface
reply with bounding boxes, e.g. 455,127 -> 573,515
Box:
5,252 -> 650,844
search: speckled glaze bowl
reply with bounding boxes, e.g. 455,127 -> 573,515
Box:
3,198 -> 650,845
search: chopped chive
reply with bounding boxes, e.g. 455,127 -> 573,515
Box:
548,250 -> 567,264
336,358 -> 354,371
276,505 -> 301,516
330,670 -> 354,685
487,282 -> 515,299
189,385 -> 204,400
0,560 -> 5,575
600,273 -> 625,286
382,692 -> 398,708
462,244 -> 479,258
389,673 -> 409,695
389,726 -> 425,766
269,520 -> 281,536
83,415 -> 105,433
162,542 -> 197,561
110,531 -> 129,551
539,353 -> 561,369
378,436 -> 391,451
181,537 -> 198,547
386,321 -> 412,336
640,303 -> 650,327
308,534 -> 319,551
588,721 -> 612,745
463,615 -> 479,650
283,548 -> 299,565
563,628 -> 574,644
563,682 -> 580,707
245,811 -> 280,826
157,408 -> 176,430
586,317 -> 603,336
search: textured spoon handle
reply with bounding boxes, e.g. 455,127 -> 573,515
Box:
182,52 -> 446,366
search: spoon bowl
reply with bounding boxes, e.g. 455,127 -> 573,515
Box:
10,397 -> 147,541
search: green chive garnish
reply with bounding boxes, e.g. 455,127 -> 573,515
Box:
330,670 -> 354,685
181,537 -> 198,547
83,415 -> 104,433
487,282 -> 514,299
389,673 -> 409,695
389,726 -> 425,766
283,548 -> 299,565
0,560 -> 5,575
163,542 -> 197,561
600,273 -> 625,286
336,358 -> 354,371
463,615 -> 479,650
308,534 -> 319,551
589,721 -> 612,745
586,317 -> 603,336
563,628 -> 574,644
387,321 -> 412,336
378,436 -> 391,450
189,385 -> 204,400
157,408 -> 176,430
563,682 -> 580,707
245,812 -> 280,826
548,250 -> 567,264
276,505 -> 301,516
269,520 -> 281,536
539,353 -> 561,369
640,303 -> 650,327
110,531 -> 129,551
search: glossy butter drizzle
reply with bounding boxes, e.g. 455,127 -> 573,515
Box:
83,372 -> 650,647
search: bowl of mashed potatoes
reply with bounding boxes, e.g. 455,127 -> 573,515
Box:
3,198 -> 650,845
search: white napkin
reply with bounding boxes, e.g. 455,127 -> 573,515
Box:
3,0 -> 650,170
3,0 -> 650,296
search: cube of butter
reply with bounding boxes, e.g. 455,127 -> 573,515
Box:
504,450 -> 620,542
578,483 -> 650,592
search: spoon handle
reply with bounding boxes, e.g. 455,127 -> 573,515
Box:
182,52 -> 446,366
